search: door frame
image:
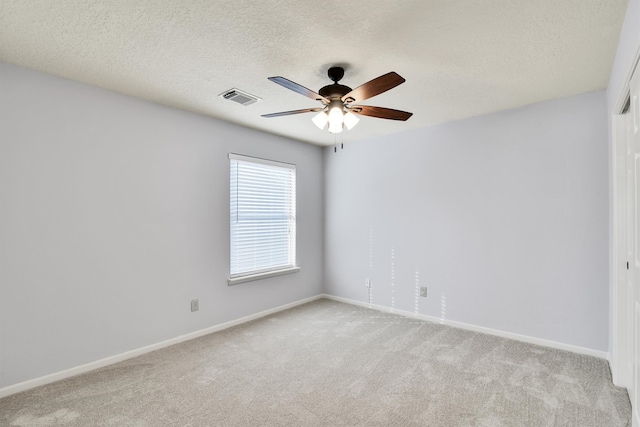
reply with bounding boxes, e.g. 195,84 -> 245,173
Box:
612,47 -> 640,389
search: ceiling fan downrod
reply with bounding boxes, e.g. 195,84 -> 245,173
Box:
319,67 -> 352,100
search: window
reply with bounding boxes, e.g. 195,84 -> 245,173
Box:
228,153 -> 298,284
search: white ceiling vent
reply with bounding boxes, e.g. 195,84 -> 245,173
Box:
219,88 -> 261,106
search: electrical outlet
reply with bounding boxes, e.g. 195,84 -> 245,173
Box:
191,299 -> 199,312
420,287 -> 427,298
365,279 -> 371,288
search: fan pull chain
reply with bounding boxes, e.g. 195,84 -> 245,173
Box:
331,134 -> 344,153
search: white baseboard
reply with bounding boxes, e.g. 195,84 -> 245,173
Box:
322,294 -> 609,360
0,294 -> 323,399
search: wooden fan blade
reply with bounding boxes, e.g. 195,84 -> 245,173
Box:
268,77 -> 329,103
349,105 -> 413,121
261,107 -> 324,118
341,72 -> 405,103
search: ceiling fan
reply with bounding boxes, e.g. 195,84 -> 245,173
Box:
262,66 -> 413,134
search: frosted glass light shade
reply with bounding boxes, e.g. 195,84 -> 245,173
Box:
328,106 -> 343,125
328,121 -> 343,133
312,111 -> 328,129
327,104 -> 344,133
343,111 -> 359,130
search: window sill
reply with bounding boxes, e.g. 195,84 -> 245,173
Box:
228,267 -> 300,286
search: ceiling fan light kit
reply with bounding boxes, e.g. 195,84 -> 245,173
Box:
262,66 -> 413,134
310,99 -> 360,133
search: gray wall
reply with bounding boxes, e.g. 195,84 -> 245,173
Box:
0,62 -> 324,388
324,91 -> 609,351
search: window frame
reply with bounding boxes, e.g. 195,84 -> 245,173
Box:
227,153 -> 299,285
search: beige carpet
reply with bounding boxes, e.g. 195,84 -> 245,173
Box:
0,299 -> 631,426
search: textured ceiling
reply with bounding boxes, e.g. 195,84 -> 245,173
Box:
0,0 -> 629,146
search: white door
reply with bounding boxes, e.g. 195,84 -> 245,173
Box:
625,111 -> 634,389
630,64 -> 640,427
613,111 -> 631,389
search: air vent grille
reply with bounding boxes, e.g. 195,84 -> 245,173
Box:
219,88 -> 261,106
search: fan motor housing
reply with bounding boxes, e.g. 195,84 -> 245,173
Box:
319,84 -> 351,100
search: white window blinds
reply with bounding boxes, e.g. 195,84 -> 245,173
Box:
229,154 -> 296,279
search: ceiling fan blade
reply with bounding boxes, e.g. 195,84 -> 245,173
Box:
341,72 -> 406,103
348,105 -> 413,121
268,76 -> 329,103
261,107 -> 324,118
